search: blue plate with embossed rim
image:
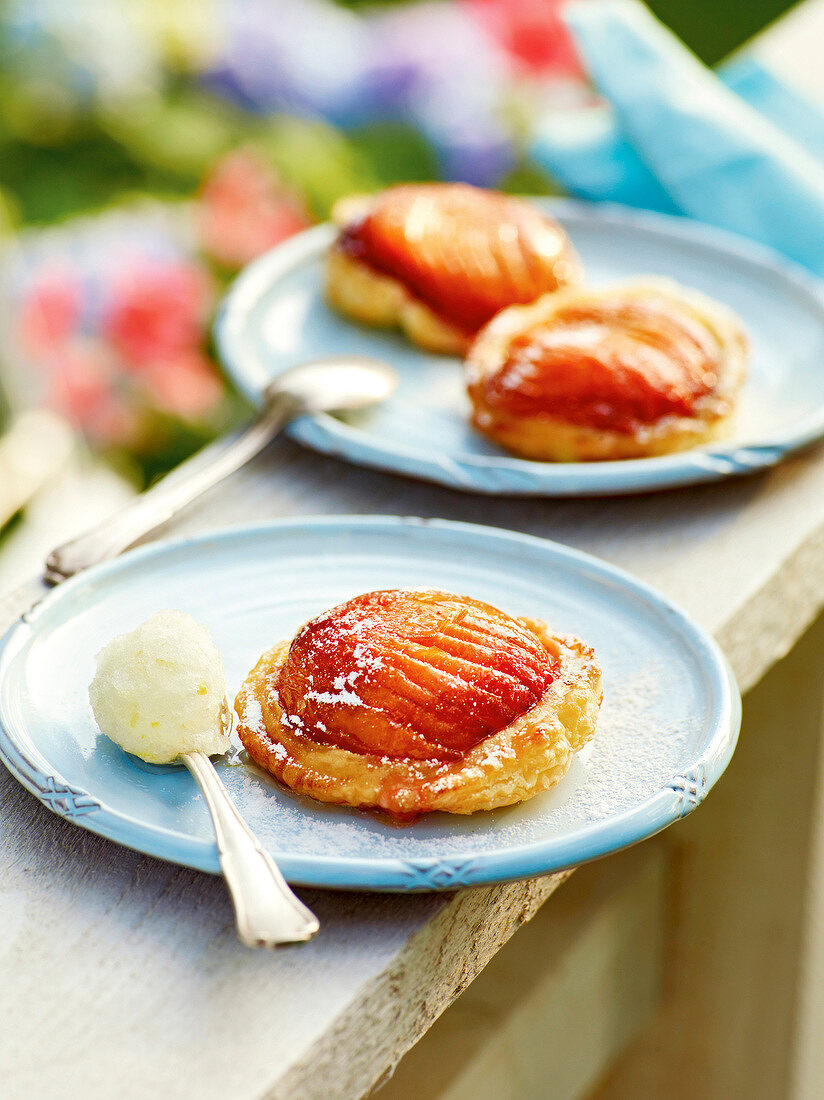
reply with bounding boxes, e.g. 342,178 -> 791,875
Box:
215,199 -> 824,495
0,516 -> 740,890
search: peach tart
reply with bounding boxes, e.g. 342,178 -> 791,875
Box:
234,588 -> 602,818
466,279 -> 748,461
326,183 -> 582,355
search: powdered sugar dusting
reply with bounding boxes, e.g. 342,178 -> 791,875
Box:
573,657 -> 695,820
237,693 -> 265,736
305,686 -> 373,708
353,643 -> 383,671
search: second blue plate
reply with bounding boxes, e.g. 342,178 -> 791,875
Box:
215,199 -> 824,495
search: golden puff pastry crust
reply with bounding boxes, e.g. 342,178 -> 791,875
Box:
465,278 -> 748,461
234,589 -> 602,818
325,183 -> 582,356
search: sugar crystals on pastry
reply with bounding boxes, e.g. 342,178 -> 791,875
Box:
326,183 -> 582,355
465,278 -> 748,461
234,589 -> 602,818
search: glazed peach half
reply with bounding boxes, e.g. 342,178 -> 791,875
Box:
465,279 -> 748,461
326,183 -> 582,355
234,589 -> 602,818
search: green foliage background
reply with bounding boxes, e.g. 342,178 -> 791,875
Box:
648,0 -> 794,66
0,1 -> 798,232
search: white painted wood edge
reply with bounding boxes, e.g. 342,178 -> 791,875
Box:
269,874 -> 570,1100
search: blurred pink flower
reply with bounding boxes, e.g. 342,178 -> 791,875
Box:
17,269 -> 82,362
14,245 -> 226,455
46,342 -> 139,447
140,351 -> 225,420
461,0 -> 582,79
103,261 -> 214,370
196,150 -> 311,269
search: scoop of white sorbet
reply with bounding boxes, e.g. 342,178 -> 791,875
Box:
89,609 -> 230,765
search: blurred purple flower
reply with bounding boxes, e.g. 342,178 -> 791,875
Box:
365,2 -> 515,183
205,0 -> 370,123
204,0 -> 516,185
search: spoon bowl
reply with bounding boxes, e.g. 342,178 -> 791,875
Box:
267,355 -> 399,415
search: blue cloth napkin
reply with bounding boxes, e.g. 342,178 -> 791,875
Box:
531,0 -> 824,276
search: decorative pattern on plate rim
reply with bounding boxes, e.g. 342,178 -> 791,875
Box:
665,763 -> 708,818
34,774 -> 100,817
694,445 -> 788,475
1,735 -> 100,818
398,858 -> 480,890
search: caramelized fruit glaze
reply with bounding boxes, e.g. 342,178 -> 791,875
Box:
476,295 -> 722,434
337,183 -> 580,335
235,588 -> 603,816
274,589 -> 558,761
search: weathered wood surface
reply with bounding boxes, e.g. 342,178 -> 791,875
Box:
379,843 -> 667,1100
590,611 -> 824,1100
4,430 -> 824,1100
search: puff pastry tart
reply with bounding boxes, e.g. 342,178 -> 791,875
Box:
326,183 -> 582,355
466,279 -> 748,461
235,589 -> 602,818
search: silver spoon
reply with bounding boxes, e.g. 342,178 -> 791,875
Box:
179,701 -> 318,948
44,356 -> 398,584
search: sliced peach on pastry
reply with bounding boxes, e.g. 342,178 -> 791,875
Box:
466,279 -> 748,461
235,589 -> 602,817
326,183 -> 582,354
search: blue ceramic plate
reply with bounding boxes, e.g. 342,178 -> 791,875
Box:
0,517 -> 739,890
215,199 -> 824,495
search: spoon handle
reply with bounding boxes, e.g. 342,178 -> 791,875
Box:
44,392 -> 298,585
181,750 -> 319,947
